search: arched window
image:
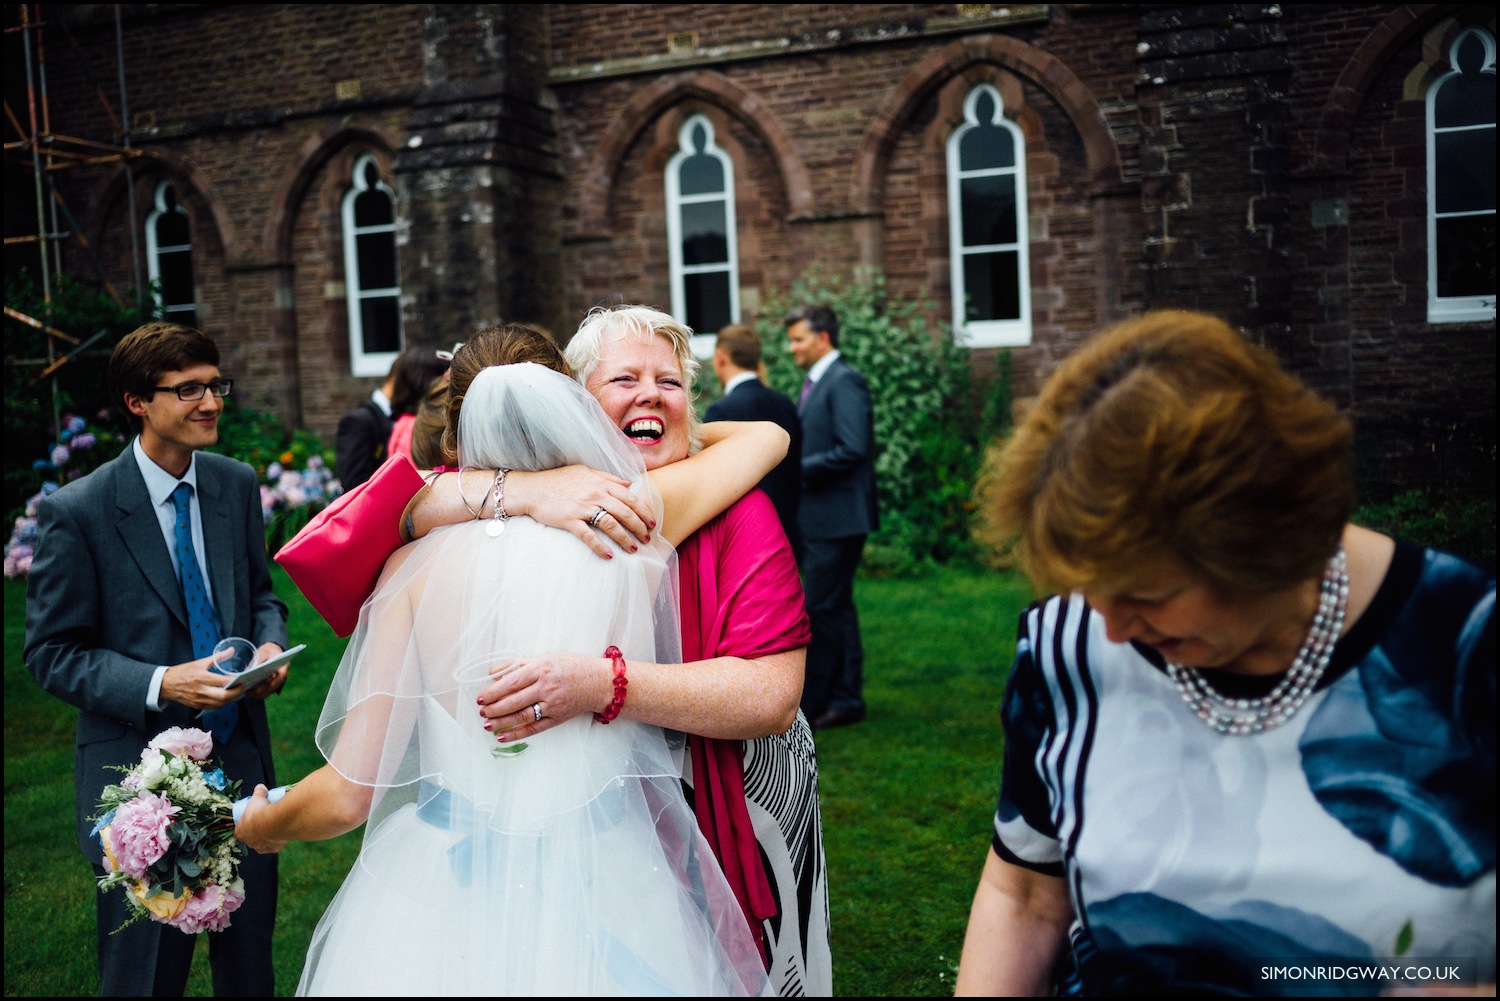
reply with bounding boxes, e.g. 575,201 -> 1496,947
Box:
1426,27 -> 1496,323
666,114 -> 739,356
947,84 -> 1031,347
145,180 -> 197,327
342,153 -> 404,377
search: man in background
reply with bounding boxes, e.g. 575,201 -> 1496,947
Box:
786,304 -> 878,731
26,322 -> 290,995
334,356 -> 398,489
706,322 -> 803,555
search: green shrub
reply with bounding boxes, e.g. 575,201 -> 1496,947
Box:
750,269 -> 1012,575
1355,487 -> 1496,570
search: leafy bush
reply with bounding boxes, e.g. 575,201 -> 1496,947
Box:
4,270 -> 149,519
1354,488 -> 1495,570
750,269 -> 1012,575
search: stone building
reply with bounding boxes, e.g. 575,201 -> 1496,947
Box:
6,3 -> 1494,494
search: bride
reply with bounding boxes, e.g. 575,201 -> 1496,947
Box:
235,361 -> 767,997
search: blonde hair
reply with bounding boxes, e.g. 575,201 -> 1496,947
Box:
976,310 -> 1354,595
565,305 -> 703,451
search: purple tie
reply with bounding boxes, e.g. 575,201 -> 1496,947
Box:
799,377 -> 813,407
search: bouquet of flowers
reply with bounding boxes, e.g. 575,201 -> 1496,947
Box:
91,727 -> 247,934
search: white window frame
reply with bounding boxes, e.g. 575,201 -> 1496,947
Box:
947,84 -> 1032,347
1426,26 -> 1496,324
342,153 -> 404,377
145,180 -> 196,323
665,114 -> 740,359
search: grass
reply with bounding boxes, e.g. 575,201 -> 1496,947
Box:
4,561 -> 1033,996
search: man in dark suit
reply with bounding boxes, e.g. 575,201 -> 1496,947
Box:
26,322 -> 290,996
705,322 -> 803,556
334,360 -> 397,489
786,304 -> 878,730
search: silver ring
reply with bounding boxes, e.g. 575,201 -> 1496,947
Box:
588,507 -> 607,528
531,702 -> 543,722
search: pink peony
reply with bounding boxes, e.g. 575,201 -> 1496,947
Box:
148,727 -> 214,761
109,792 -> 181,879
169,881 -> 245,934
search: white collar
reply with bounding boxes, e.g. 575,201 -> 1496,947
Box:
133,436 -> 200,506
806,349 -> 841,384
722,371 -> 759,395
370,388 -> 393,417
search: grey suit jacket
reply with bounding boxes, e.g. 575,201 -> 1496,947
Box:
797,356 -> 879,541
25,446 -> 288,860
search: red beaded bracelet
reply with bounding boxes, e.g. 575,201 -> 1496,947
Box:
594,645 -> 628,724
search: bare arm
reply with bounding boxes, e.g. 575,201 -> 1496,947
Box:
474,647 -> 804,742
233,765 -> 373,854
405,419 -> 788,553
954,850 -> 1073,996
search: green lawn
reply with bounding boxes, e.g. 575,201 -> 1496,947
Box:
4,562 -> 1032,996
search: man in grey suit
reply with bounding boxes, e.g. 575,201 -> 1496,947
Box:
706,322 -> 803,556
786,304 -> 878,730
26,322 -> 289,996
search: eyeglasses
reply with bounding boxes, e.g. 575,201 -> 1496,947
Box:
153,379 -> 233,401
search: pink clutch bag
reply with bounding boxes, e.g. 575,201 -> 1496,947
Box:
274,454 -> 424,637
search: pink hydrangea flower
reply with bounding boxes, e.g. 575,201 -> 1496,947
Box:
109,791 -> 181,879
148,726 -> 214,761
169,881 -> 245,934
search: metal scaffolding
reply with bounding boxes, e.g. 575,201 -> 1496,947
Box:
5,4 -> 146,425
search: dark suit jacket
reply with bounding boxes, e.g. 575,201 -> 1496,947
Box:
797,356 -> 879,541
335,399 -> 393,489
25,446 -> 289,861
706,376 -> 804,554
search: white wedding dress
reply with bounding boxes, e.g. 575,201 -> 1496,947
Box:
296,364 -> 767,997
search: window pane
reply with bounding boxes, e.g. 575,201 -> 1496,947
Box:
356,232 -> 398,289
684,272 -> 731,335
156,211 -> 190,248
679,152 -> 725,196
963,251 -> 1021,322
960,123 -> 1015,171
1435,215 -> 1497,297
354,187 -> 393,228
961,175 -> 1018,246
681,202 -> 729,265
159,248 -> 195,308
1436,130 -> 1497,212
1435,72 -> 1496,129
360,296 -> 402,354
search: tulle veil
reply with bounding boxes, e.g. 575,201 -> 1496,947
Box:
297,363 -> 767,997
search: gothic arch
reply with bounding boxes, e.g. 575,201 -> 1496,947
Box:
87,149 -> 231,268
265,123 -> 403,264
1305,4 -> 1480,174
851,33 -> 1123,214
576,70 -> 811,234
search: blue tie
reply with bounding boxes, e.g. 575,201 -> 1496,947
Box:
172,483 -> 237,744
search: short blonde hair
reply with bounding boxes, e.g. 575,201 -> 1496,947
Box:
976,310 -> 1354,595
565,305 -> 703,451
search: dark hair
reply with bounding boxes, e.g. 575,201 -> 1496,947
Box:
715,323 -> 763,370
784,304 -> 840,347
108,322 -> 220,432
389,347 -> 452,417
442,324 -> 571,462
975,310 -> 1355,595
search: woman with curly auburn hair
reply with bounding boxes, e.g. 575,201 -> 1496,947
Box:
958,310 -> 1494,996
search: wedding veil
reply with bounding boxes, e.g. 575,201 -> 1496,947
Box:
296,363 -> 761,996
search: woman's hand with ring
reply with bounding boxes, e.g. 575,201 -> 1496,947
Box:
504,465 -> 654,558
475,651 -> 614,741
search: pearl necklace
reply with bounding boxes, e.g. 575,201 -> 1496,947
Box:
1167,545 -> 1348,736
